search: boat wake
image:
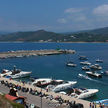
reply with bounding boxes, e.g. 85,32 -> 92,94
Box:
78,74 -> 108,85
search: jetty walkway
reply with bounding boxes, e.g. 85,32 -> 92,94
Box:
0,77 -> 90,108
0,49 -> 75,59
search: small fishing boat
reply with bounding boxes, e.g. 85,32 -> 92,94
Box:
96,59 -> 103,63
86,71 -> 102,78
90,64 -> 102,70
79,56 -> 88,60
80,61 -> 91,65
101,71 -> 108,76
82,66 -> 90,71
66,62 -> 77,67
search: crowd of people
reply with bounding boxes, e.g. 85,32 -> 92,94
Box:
0,80 -> 84,108
90,102 -> 106,108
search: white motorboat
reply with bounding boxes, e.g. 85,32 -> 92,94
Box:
52,81 -> 77,92
1,66 -> 31,79
79,56 -> 88,60
66,62 -> 77,67
78,74 -> 92,80
90,64 -> 102,70
0,69 -> 12,77
32,78 -> 53,87
52,79 -> 64,85
96,59 -> 103,63
80,61 -> 91,65
71,88 -> 99,99
86,71 -> 102,78
82,66 -> 90,71
101,71 -> 108,76
10,71 -> 31,79
59,91 -> 67,95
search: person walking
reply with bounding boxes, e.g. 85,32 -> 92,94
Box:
90,102 -> 92,108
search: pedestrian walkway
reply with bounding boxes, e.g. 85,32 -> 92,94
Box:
0,77 -> 90,108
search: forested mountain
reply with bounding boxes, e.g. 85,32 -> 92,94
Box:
0,27 -> 108,42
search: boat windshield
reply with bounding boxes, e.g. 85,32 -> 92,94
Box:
74,88 -> 81,95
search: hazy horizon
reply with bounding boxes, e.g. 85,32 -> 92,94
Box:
0,0 -> 108,32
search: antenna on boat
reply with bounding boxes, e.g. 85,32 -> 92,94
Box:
13,65 -> 16,72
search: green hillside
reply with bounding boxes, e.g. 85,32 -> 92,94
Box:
0,30 -> 66,42
0,27 -> 108,42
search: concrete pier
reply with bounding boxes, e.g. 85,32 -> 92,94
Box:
0,77 -> 90,108
0,49 -> 75,59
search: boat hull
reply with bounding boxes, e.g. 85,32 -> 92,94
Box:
77,89 -> 99,99
66,62 -> 77,67
52,81 -> 77,92
10,72 -> 31,79
86,72 -> 102,78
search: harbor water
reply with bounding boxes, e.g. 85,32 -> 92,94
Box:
0,42 -> 108,101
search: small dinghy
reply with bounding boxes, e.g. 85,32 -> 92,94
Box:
101,71 -> 108,76
66,62 -> 77,67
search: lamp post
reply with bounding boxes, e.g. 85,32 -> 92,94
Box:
38,81 -> 42,108
40,87 -> 42,108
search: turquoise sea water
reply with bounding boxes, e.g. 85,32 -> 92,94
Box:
0,42 -> 108,101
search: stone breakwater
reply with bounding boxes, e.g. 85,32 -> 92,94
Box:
0,49 -> 75,59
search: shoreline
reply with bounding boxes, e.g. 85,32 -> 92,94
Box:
0,41 -> 107,43
0,77 -> 90,108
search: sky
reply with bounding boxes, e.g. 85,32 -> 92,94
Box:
0,0 -> 108,32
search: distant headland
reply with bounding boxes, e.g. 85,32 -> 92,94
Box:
0,27 -> 108,42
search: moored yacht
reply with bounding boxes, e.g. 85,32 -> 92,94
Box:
32,78 -> 53,87
86,71 -> 102,78
0,69 -> 12,77
90,64 -> 102,70
80,61 -> 91,65
52,81 -> 77,92
101,71 -> 108,76
96,59 -> 103,63
82,66 -> 90,71
0,66 -> 31,79
79,56 -> 88,60
10,71 -> 31,79
70,88 -> 99,99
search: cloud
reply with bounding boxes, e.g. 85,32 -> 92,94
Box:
57,18 -> 67,24
68,14 -> 87,22
65,8 -> 83,14
93,4 -> 108,16
76,15 -> 86,21
57,7 -> 86,24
